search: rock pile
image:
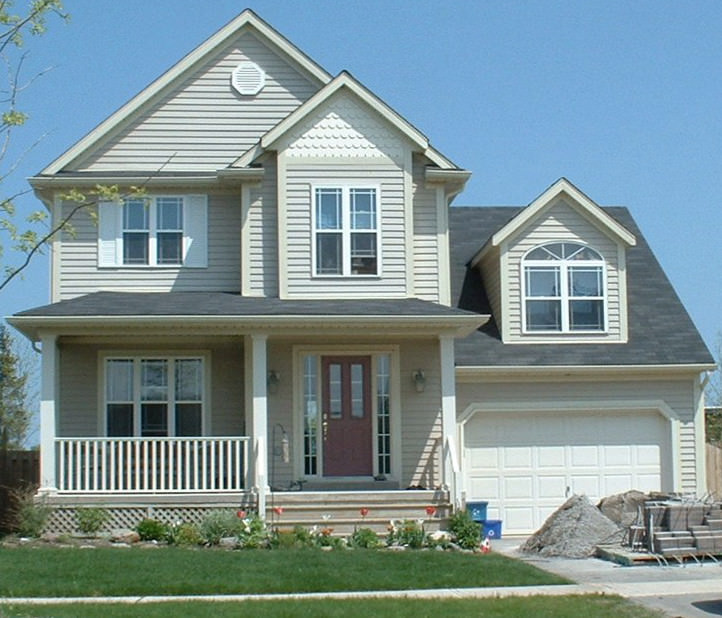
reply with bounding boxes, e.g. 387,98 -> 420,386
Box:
520,494 -> 621,558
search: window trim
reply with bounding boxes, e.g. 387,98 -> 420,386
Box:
311,183 -> 382,278
120,196 -> 184,267
100,352 -> 210,437
521,242 -> 608,334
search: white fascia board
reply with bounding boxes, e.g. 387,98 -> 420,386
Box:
424,168 -> 472,186
41,10 -> 331,175
487,178 -> 637,253
236,72 -> 457,171
8,313 -> 489,342
456,363 -> 717,382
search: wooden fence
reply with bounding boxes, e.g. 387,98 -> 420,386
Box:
706,443 -> 722,498
0,449 -> 40,532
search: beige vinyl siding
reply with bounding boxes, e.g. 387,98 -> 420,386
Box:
57,341 -> 244,438
284,162 -> 407,298
58,343 -> 98,436
457,377 -> 698,493
412,159 -> 440,302
74,31 -> 319,172
400,339 -> 441,488
478,247 -> 502,328
58,191 -> 241,299
505,198 -> 623,342
266,339 -> 295,487
248,156 -> 278,296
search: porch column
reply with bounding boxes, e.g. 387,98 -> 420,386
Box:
244,333 -> 268,516
439,334 -> 461,506
39,334 -> 58,493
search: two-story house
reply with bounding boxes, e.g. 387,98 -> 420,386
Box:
9,10 -> 713,535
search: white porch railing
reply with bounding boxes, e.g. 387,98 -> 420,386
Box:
56,437 -> 250,493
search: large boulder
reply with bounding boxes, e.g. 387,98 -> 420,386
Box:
521,494 -> 620,558
597,490 -> 648,527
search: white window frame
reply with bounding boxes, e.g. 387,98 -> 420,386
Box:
98,194 -> 207,269
311,184 -> 381,277
522,242 -> 607,334
101,353 -> 209,437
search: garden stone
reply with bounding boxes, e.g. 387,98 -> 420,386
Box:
111,542 -> 131,548
219,537 -> 237,548
386,544 -> 405,551
41,533 -> 61,543
321,545 -> 333,552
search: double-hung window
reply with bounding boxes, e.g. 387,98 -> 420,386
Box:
122,197 -> 183,266
523,242 -> 606,333
99,194 -> 207,268
105,357 -> 204,437
314,186 -> 379,276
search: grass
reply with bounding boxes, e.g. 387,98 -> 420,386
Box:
0,597 -> 664,617
0,546 -> 567,597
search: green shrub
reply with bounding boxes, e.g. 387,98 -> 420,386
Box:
8,484 -> 52,538
448,509 -> 481,549
76,507 -> 109,535
135,518 -> 168,542
387,519 -> 427,549
349,527 -> 381,549
200,510 -> 243,545
166,521 -> 202,546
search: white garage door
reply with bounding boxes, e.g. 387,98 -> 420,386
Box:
463,410 -> 667,535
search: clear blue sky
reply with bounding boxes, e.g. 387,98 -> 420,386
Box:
2,0 -> 720,354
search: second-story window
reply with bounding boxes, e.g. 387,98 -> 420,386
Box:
314,186 -> 378,276
122,197 -> 184,266
522,242 -> 606,333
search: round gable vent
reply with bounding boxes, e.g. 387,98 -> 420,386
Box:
231,61 -> 265,96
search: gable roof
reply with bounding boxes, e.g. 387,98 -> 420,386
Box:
41,9 -> 332,175
450,205 -> 713,367
231,70 -> 458,170
470,178 -> 636,266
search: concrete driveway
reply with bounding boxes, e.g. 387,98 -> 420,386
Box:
495,537 -> 722,617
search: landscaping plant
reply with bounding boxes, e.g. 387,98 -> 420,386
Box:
349,527 -> 381,549
135,518 -> 168,542
199,509 -> 243,545
76,507 -> 109,535
448,509 -> 481,549
387,519 -> 428,549
7,484 -> 52,538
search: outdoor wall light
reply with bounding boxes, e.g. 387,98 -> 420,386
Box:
412,369 -> 426,393
267,370 -> 280,394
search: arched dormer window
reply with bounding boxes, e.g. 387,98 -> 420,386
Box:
522,242 -> 606,333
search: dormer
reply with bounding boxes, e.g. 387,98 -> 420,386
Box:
470,178 -> 636,344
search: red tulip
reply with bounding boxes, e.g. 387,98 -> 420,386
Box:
273,506 -> 283,515
425,505 -> 437,517
360,508 -> 369,517
236,509 -> 246,519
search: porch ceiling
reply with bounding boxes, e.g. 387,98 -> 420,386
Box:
9,291 -> 488,340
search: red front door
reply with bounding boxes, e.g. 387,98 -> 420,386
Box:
322,356 -> 373,476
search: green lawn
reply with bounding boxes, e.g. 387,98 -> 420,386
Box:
0,546 -> 567,597
0,597 -> 664,617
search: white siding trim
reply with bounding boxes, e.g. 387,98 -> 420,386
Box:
694,376 -> 707,494
436,186 -> 450,306
241,183 -> 252,296
51,195 -> 62,303
403,149 -> 413,297
277,152 -> 289,299
617,243 -> 629,342
499,245 -> 511,342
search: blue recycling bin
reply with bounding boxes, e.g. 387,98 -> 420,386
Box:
483,519 -> 503,539
466,501 -> 488,523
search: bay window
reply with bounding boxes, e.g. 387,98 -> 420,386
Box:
523,242 -> 606,333
105,357 -> 204,437
314,186 -> 379,276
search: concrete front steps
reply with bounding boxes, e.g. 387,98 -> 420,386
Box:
263,489 -> 451,536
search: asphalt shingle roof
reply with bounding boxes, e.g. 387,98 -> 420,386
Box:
449,206 -> 713,366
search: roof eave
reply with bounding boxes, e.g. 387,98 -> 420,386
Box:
456,363 -> 717,381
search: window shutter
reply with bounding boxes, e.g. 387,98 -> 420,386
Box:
98,200 -> 120,267
184,194 -> 208,268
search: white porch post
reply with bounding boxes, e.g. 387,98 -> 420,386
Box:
439,334 -> 461,506
39,334 -> 58,493
244,333 -> 269,517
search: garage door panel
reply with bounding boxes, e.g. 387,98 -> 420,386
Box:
604,445 -> 633,466
571,445 -> 598,466
464,410 -> 666,535
505,477 -> 533,498
538,476 -> 566,498
538,446 -> 565,467
503,447 -> 533,468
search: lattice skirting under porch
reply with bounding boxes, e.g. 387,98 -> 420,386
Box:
44,503 -> 256,535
